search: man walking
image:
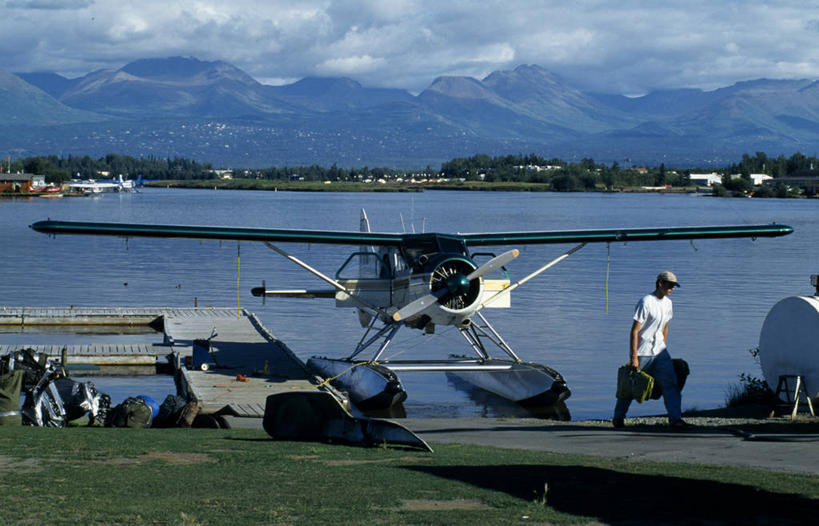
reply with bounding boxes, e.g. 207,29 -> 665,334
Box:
613,271 -> 692,429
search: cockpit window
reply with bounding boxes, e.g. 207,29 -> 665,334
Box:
336,249 -> 409,279
437,236 -> 468,255
401,234 -> 468,265
336,252 -> 387,279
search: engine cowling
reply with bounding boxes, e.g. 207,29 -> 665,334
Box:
425,257 -> 483,323
394,249 -> 518,326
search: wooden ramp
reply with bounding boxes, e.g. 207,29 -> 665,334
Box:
168,310 -> 320,418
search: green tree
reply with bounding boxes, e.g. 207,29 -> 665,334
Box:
656,163 -> 666,186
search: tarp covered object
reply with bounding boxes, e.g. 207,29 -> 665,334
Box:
0,371 -> 24,426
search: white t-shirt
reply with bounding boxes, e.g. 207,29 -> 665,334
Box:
634,293 -> 673,356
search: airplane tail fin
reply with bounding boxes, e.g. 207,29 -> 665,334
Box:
360,208 -> 371,235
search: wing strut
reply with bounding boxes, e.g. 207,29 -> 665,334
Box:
478,243 -> 587,310
262,242 -> 391,319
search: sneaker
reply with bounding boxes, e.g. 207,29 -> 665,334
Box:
612,418 -> 625,429
669,419 -> 694,430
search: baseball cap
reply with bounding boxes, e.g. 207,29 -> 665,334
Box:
657,270 -> 680,287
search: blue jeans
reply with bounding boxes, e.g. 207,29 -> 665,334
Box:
613,349 -> 682,423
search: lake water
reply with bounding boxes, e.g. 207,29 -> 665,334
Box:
2,188 -> 816,420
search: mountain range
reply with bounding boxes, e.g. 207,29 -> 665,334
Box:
3,56 -> 819,168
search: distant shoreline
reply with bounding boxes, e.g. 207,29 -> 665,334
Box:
147,179 -> 701,194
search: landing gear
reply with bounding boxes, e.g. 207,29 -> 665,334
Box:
308,313 -> 569,411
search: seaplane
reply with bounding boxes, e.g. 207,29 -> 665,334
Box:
66,174 -> 137,195
30,215 -> 793,413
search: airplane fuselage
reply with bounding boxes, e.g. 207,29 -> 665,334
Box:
335,234 -> 511,328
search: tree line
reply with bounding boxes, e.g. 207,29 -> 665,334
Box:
440,152 -> 819,192
4,151 -> 818,193
5,154 -> 215,183
439,154 -> 691,190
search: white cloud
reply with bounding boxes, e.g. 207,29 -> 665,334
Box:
4,0 -> 93,9
2,0 -> 819,94
317,54 -> 385,75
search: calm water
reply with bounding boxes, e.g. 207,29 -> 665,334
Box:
2,188 -> 816,420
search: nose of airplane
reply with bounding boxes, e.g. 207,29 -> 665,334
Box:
446,274 -> 471,296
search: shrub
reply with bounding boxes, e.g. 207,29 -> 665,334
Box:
725,348 -> 778,407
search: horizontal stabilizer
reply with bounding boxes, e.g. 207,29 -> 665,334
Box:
250,287 -> 335,298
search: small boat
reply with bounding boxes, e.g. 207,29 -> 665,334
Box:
263,391 -> 431,451
27,185 -> 63,197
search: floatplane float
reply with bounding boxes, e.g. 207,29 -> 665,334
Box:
31,214 -> 792,414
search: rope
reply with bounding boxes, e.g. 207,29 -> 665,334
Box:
296,360 -> 379,390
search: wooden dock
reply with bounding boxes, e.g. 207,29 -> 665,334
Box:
168,310 -> 318,418
0,343 -> 164,366
0,306 -> 325,419
0,305 -> 236,327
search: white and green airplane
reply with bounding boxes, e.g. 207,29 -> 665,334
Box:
31,216 -> 792,411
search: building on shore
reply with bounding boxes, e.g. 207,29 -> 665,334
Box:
766,175 -> 819,195
0,173 -> 62,196
689,173 -> 722,186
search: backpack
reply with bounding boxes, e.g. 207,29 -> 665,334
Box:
649,359 -> 690,399
107,397 -> 153,428
0,371 -> 24,426
0,348 -> 48,390
153,394 -> 189,427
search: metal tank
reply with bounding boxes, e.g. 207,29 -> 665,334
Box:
758,276 -> 819,399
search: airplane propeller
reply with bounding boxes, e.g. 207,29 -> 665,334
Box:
392,249 -> 519,322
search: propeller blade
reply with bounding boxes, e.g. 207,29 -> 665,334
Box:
393,249 -> 519,322
392,293 -> 441,322
466,249 -> 519,281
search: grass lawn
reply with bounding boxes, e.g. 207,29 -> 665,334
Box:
1,426 -> 817,525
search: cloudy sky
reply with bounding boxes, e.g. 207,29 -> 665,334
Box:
3,0 -> 819,95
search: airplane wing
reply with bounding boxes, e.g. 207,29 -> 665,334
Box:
30,220 -> 405,246
31,220 -> 792,246
459,224 -> 793,246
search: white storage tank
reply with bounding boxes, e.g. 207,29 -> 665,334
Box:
758,293 -> 819,399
